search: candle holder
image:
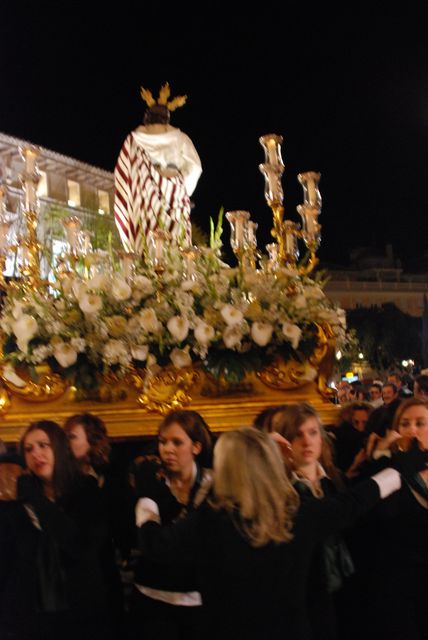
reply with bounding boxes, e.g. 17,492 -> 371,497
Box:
297,172 -> 322,209
180,245 -> 200,280
282,220 -> 300,266
259,134 -> 285,167
226,210 -> 251,268
296,205 -> 321,274
148,229 -> 170,275
265,242 -> 279,273
242,220 -> 259,270
259,134 -> 322,275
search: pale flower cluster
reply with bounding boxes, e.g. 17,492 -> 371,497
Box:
0,248 -> 348,387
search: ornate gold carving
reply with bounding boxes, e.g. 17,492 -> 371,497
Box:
258,324 -> 334,392
0,364 -> 68,403
130,366 -> 199,414
257,358 -> 311,390
0,384 -> 11,415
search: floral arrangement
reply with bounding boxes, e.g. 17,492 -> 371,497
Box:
0,242 -> 347,393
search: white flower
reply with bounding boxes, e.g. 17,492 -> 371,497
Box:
170,345 -> 192,368
223,325 -> 243,349
127,316 -> 142,335
111,276 -> 132,301
12,314 -> 38,353
251,322 -> 273,347
53,342 -> 78,368
133,275 -> 154,295
194,321 -> 215,345
72,279 -> 87,300
167,316 -> 189,342
89,273 -> 109,290
31,344 -> 53,364
70,337 -> 86,353
282,322 -> 302,349
220,304 -> 244,326
131,345 -> 149,361
11,300 -> 25,320
2,363 -> 26,387
79,292 -> 103,315
293,294 -> 307,309
103,339 -> 131,366
140,309 -> 161,333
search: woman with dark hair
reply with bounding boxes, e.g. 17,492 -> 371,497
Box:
64,412 -> 132,618
64,413 -> 111,485
0,420 -> 121,640
129,409 -> 213,640
136,427 -> 422,640
252,404 -> 289,433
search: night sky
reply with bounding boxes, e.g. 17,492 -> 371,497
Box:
1,3 -> 427,267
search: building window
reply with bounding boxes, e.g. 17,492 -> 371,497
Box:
37,171 -> 48,198
98,189 -> 110,215
67,180 -> 80,207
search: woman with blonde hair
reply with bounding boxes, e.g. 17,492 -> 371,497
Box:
137,426 -> 409,639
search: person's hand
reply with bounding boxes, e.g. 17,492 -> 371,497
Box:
270,432 -> 294,467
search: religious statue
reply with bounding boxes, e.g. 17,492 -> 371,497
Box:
114,83 -> 202,254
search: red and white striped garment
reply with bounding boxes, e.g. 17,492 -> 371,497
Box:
114,132 -> 191,254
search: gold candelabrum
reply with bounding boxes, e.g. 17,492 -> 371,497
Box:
225,135 -> 322,274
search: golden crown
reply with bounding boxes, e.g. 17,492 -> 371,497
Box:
140,82 -> 187,112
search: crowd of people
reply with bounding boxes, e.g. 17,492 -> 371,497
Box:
0,385 -> 427,640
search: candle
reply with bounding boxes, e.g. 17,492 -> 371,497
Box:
246,221 -> 258,247
307,177 -> 316,206
259,134 -> 284,167
235,218 -> 244,245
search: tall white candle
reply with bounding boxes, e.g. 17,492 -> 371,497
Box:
307,177 -> 316,206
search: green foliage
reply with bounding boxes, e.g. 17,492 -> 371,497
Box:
203,346 -> 268,383
209,207 -> 224,251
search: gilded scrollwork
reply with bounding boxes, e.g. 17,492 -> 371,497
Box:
130,366 -> 200,415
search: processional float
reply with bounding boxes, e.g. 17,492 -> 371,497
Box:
0,135 -> 345,441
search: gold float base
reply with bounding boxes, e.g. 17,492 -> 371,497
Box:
0,369 -> 339,443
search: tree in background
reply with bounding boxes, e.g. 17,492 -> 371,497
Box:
346,303 -> 421,375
